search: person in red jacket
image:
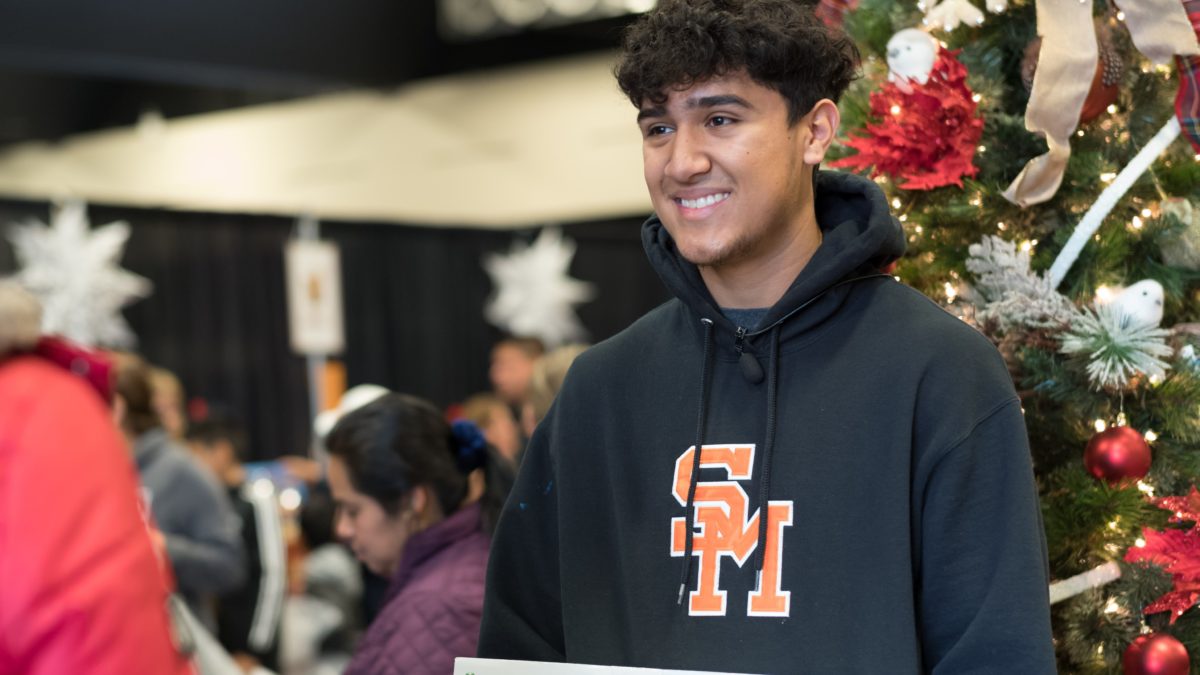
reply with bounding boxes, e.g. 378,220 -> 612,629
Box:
325,392 -> 513,674
0,283 -> 193,675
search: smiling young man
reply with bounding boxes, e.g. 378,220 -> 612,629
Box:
478,1 -> 1055,672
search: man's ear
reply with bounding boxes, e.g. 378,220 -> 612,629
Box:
801,99 -> 841,166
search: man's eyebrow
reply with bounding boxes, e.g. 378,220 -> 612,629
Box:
690,94 -> 753,110
637,105 -> 667,122
636,94 -> 755,122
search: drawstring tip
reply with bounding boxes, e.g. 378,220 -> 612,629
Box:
677,583 -> 686,605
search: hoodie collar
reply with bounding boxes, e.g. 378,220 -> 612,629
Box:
642,170 -> 904,350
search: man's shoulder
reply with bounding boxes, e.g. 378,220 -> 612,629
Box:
572,298 -> 686,376
861,280 -> 1000,358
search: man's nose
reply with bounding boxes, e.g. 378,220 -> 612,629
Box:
664,128 -> 711,182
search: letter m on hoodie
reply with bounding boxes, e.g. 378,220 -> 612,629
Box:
670,444 -> 794,618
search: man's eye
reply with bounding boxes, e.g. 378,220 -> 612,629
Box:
644,124 -> 671,137
708,115 -> 735,127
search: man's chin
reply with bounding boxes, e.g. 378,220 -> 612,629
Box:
677,246 -> 729,269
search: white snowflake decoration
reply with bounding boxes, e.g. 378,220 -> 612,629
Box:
922,0 -> 985,31
6,201 -> 152,348
483,227 -> 595,347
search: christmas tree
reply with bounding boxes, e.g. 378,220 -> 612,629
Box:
829,0 -> 1200,672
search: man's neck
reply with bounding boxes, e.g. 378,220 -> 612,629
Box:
699,216 -> 823,310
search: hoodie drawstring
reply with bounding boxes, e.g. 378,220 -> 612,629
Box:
753,325 -> 781,576
678,317 -> 715,606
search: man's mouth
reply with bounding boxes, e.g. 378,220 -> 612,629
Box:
675,192 -> 731,209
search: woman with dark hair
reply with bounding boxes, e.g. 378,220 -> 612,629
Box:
325,392 -> 514,674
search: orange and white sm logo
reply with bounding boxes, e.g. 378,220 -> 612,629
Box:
670,444 -> 793,617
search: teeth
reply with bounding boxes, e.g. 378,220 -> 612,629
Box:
679,193 -> 730,209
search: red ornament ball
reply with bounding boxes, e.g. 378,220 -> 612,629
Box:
1084,426 -> 1151,485
1124,633 -> 1190,675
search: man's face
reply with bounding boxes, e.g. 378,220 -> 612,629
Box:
638,71 -> 814,273
490,344 -> 535,405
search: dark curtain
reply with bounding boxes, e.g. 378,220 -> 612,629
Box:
0,200 -> 668,460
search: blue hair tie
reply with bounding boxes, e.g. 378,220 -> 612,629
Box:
451,419 -> 488,473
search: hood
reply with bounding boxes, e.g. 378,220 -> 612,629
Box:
640,170 -> 905,606
641,170 -> 905,338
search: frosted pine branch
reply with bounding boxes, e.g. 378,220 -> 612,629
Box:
966,236 -> 1077,331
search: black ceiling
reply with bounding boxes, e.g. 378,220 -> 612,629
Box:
0,1 -> 634,146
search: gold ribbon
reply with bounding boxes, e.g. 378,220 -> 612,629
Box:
1003,0 -> 1200,208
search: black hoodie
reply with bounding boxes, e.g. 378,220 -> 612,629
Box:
479,172 -> 1055,674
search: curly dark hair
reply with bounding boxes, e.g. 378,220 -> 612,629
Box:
615,0 -> 861,124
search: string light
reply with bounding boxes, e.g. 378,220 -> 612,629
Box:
899,214 -> 908,222
279,487 -> 302,511
1144,430 -> 1159,442
1116,411 -> 1128,427
892,198 -> 902,209
1019,240 -> 1034,252
1106,104 -> 1118,114
1116,10 -> 1125,20
1131,216 -> 1144,230
253,479 -> 275,499
1100,172 -> 1117,183
1137,481 -> 1155,497
1141,208 -> 1153,218
971,93 -> 982,103
970,196 -> 983,207
1104,599 -> 1121,614
977,145 -> 987,153
1107,518 -> 1121,531
944,282 -> 958,302
1149,373 -> 1164,386
1077,130 -> 1086,137
997,221 -> 1007,231
1095,286 -> 1115,303
890,105 -> 902,116
1094,418 -> 1107,433
1135,537 -> 1146,548
914,225 -> 924,234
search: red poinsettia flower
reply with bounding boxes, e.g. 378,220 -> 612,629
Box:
1155,486 -> 1200,526
831,49 -> 984,191
1124,488 -> 1200,622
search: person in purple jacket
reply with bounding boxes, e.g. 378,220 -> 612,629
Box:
326,392 -> 514,674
